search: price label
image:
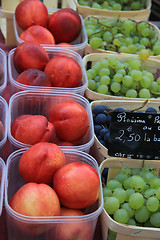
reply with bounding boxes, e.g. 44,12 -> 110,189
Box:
108,111 -> 160,159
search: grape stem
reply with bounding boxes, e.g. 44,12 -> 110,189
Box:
130,99 -> 148,112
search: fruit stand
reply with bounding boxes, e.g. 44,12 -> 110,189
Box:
0,1 -> 160,240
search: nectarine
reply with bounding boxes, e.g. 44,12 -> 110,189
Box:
19,142 -> 66,185
44,55 -> 82,88
53,162 -> 100,209
15,0 -> 49,30
49,102 -> 89,142
48,8 -> 82,43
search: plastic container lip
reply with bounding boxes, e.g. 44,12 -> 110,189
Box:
0,48 -> 7,96
0,96 -> 8,149
8,47 -> 88,95
0,157 -> 5,216
5,148 -> 104,223
7,90 -> 95,151
13,9 -> 88,51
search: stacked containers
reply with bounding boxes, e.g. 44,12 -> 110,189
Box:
0,157 -> 5,216
0,48 -> 7,96
0,96 -> 8,154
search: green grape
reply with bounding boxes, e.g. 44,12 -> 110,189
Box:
140,76 -> 151,88
92,62 -> 101,74
153,44 -> 160,55
142,71 -> 154,82
111,82 -> 121,93
117,69 -> 126,76
120,166 -> 132,176
125,37 -> 133,46
127,218 -> 136,226
142,166 -> 155,173
97,84 -> 108,94
123,19 -> 136,32
135,206 -> 150,223
94,75 -> 100,82
143,172 -> 155,185
131,168 -> 140,175
113,73 -> 123,83
150,81 -> 158,93
113,209 -> 129,224
130,70 -> 143,81
144,188 -> 156,198
100,59 -> 109,68
122,75 -> 133,88
112,188 -> 127,203
125,89 -> 137,98
101,1 -> 109,9
108,56 -> 118,68
112,3 -> 122,10
87,68 -> 96,79
141,28 -> 151,37
104,197 -> 120,215
146,196 -> 159,212
88,79 -> 96,91
122,202 -> 135,218
139,49 -> 150,60
157,77 -> 160,85
103,31 -> 113,42
107,179 -> 122,190
150,177 -> 160,189
89,37 -> 103,49
129,192 -> 144,209
128,44 -> 137,54
113,39 -> 121,47
139,88 -> 151,98
129,59 -> 142,70
130,175 -> 146,192
150,212 -> 160,227
131,1 -> 141,10
155,187 -> 160,200
119,46 -> 129,53
137,22 -> 148,32
92,2 -> 102,9
99,68 -> 110,77
121,85 -> 129,95
100,75 -> 110,85
125,189 -> 135,202
115,62 -> 125,71
140,37 -> 149,47
103,187 -> 112,197
114,173 -> 128,184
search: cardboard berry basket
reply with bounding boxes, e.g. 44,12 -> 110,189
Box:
7,90 -> 94,154
68,0 -> 151,20
83,52 -> 160,101
84,16 -> 160,60
91,99 -> 160,164
0,0 -> 75,46
100,157 -> 160,240
5,148 -> 103,240
0,157 -> 5,216
13,10 -> 88,57
8,47 -> 88,96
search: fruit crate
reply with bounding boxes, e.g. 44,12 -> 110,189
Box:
68,0 -> 151,20
13,10 -> 88,57
83,52 -> 160,101
8,47 -> 88,95
8,90 -> 94,154
0,157 -> 5,216
99,157 -> 160,240
0,0 -> 74,46
84,15 -> 160,60
5,148 -> 103,240
91,99 -> 160,164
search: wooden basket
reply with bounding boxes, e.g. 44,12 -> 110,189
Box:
91,99 -> 160,164
83,52 -> 160,101
99,157 -> 160,240
84,16 -> 160,60
0,0 -> 74,46
69,0 -> 151,20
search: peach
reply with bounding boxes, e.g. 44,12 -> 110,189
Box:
20,25 -> 55,45
13,41 -> 49,73
11,115 -> 56,145
49,102 -> 89,142
19,142 -> 66,185
9,182 -> 60,235
16,68 -> 52,87
0,121 -> 4,141
53,162 -> 100,209
11,114 -> 31,138
44,55 -> 82,88
48,8 -> 82,43
15,0 -> 49,30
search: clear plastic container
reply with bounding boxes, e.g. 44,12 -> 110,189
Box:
5,148 -> 103,240
8,90 -> 94,153
0,48 -> 7,96
13,10 -> 88,57
0,157 -> 5,216
8,46 -> 88,96
0,96 -> 8,152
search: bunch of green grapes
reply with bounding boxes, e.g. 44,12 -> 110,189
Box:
78,0 -> 147,11
84,17 -> 160,58
87,55 -> 160,99
103,165 -> 160,229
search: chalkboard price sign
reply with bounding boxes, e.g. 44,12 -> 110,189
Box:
108,111 -> 160,159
